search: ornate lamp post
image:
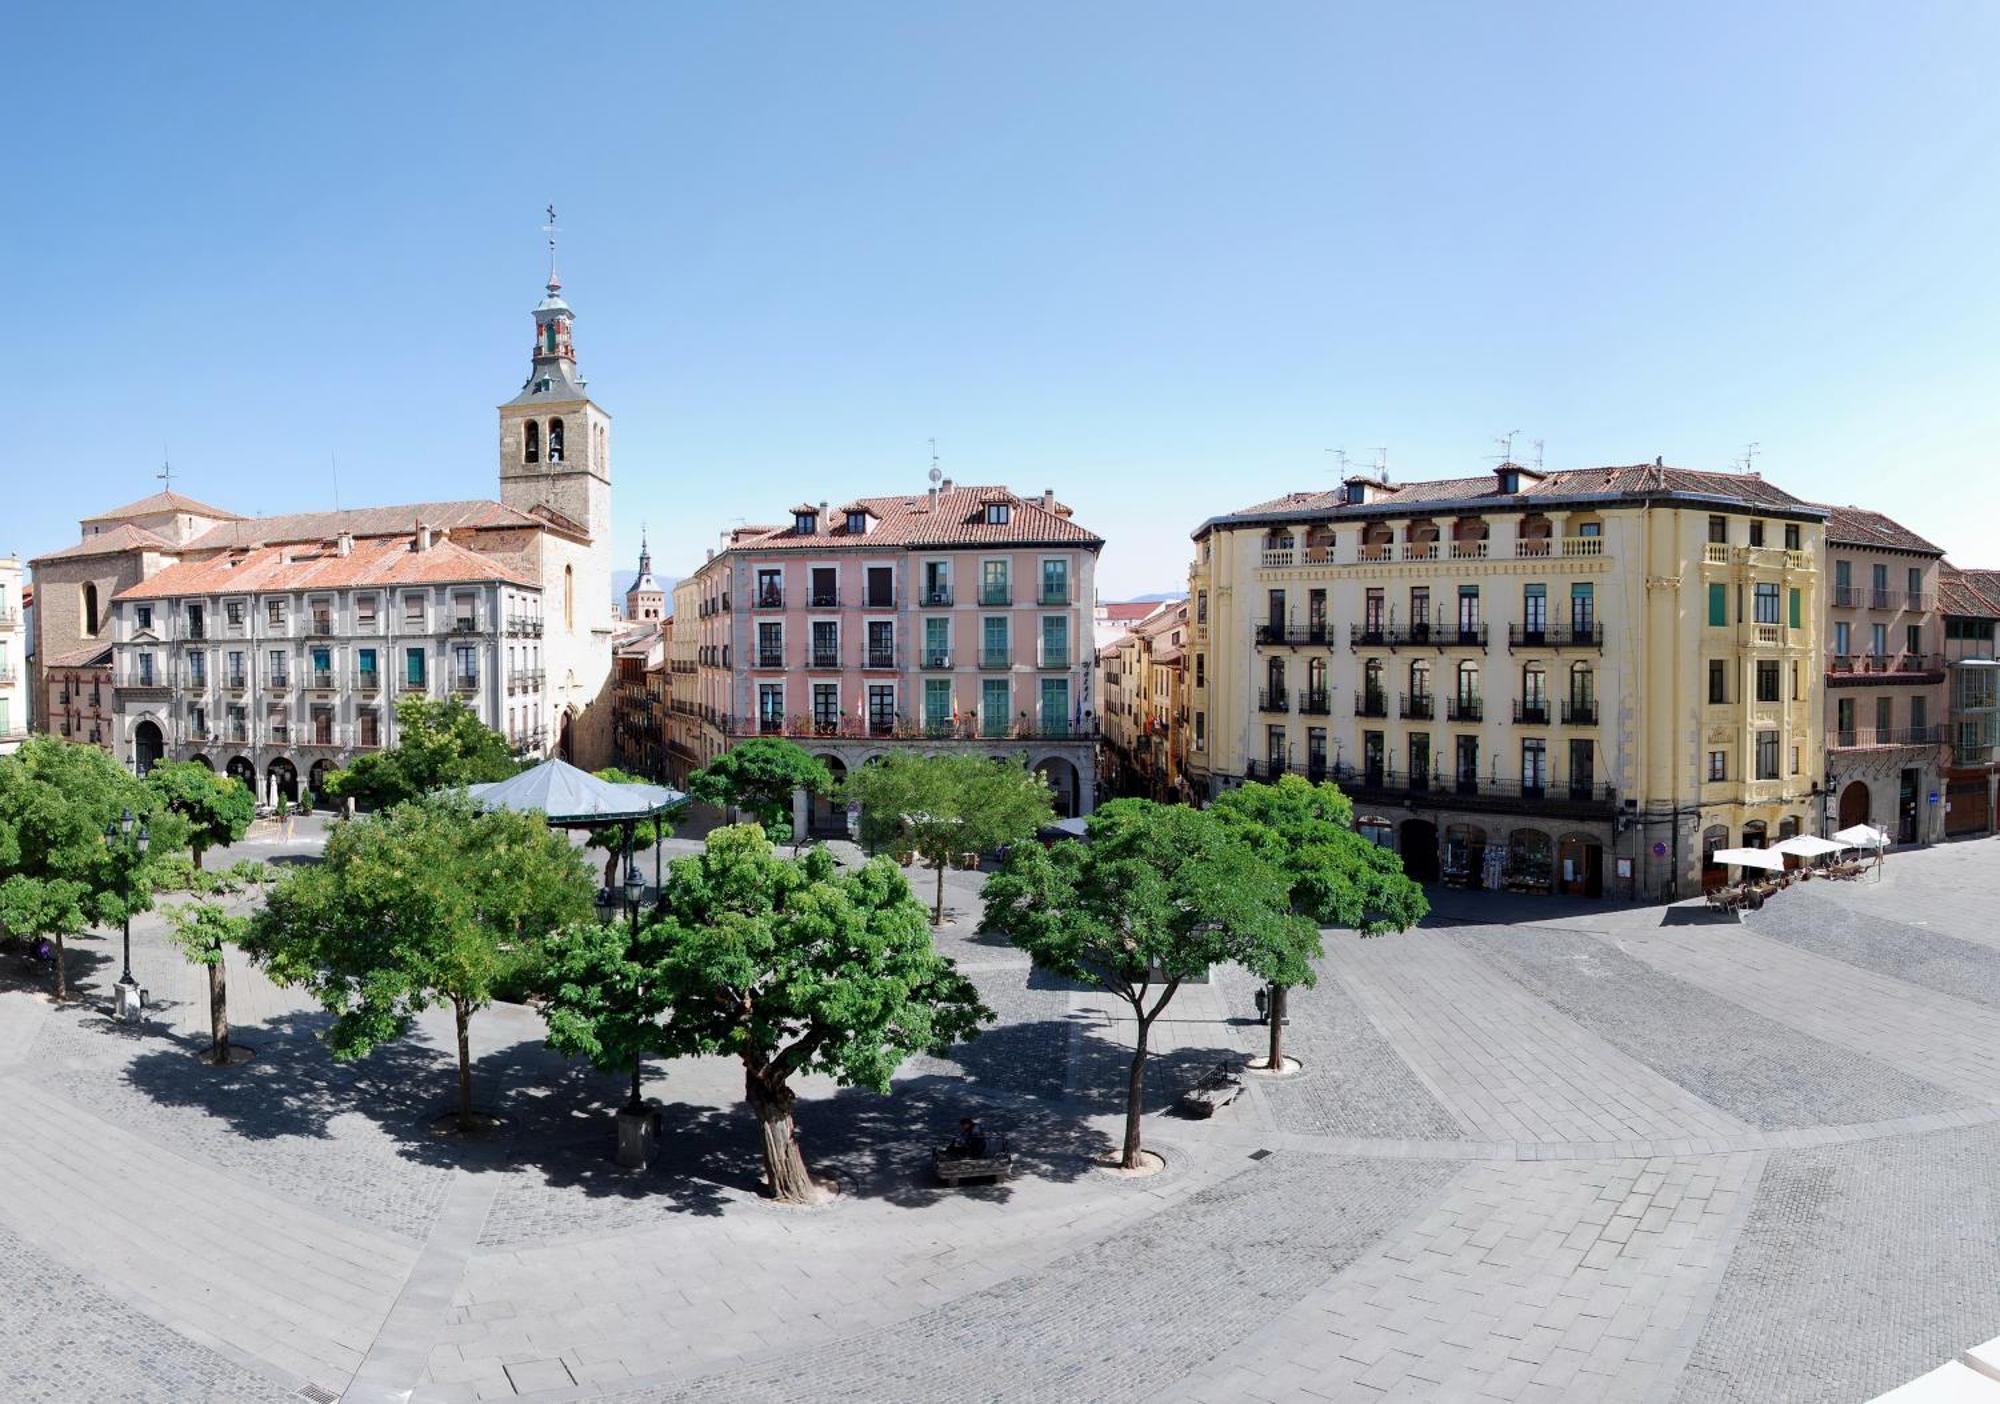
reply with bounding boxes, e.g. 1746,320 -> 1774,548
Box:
106,807 -> 150,1020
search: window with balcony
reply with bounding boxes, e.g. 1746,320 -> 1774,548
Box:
1041,615 -> 1069,668
452,594 -> 476,633
924,678 -> 951,731
1522,584 -> 1547,642
1039,678 -> 1070,734
1570,583 -> 1595,640
756,570 -> 784,608
268,649 -> 289,687
1454,735 -> 1479,792
1754,582 -> 1780,626
1521,739 -> 1547,795
1907,624 -> 1922,655
811,621 -> 839,669
981,678 -> 1009,737
758,684 -> 785,732
812,683 -> 839,731
1040,559 -> 1070,606
924,616 -> 950,667
1708,515 -> 1728,545
810,567 -> 839,608
453,644 -> 479,690
188,650 -> 206,686
981,561 -> 1010,606
404,647 -> 426,689
866,620 -> 895,668
920,562 -> 949,607
757,622 -> 783,668
867,684 -> 895,735
136,652 -> 155,686
190,705 -> 206,738
1457,586 -> 1480,639
1569,739 -> 1595,794
982,617 -> 1009,668
865,566 -> 894,608
1870,623 -> 1887,657
1520,664 -> 1547,723
227,651 -> 246,688
1756,730 -> 1779,779
1785,523 -> 1801,550
358,648 -> 378,688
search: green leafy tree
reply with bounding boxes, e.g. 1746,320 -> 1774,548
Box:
167,901 -> 251,1063
0,875 -> 88,1001
582,767 -> 685,888
541,916 -> 677,1113
651,825 -> 990,1203
844,753 -> 1055,923
0,737 -> 174,998
1210,776 -> 1429,1069
243,795 -> 595,1128
686,737 -> 833,846
981,801 -> 1319,1167
320,697 -> 521,811
147,761 -> 256,869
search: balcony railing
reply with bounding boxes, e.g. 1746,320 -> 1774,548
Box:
809,589 -> 841,608
1449,540 -> 1490,560
1259,688 -> 1289,714
1400,692 -> 1434,720
452,673 -> 480,692
1297,689 -> 1331,715
1447,696 -> 1483,722
1829,652 -> 1944,678
1040,650 -> 1070,670
921,587 -> 953,607
506,615 -> 545,637
811,649 -> 841,669
1513,699 -> 1551,725
866,650 -> 896,669
1039,588 -> 1071,606
980,650 -> 1012,669
1562,699 -> 1599,724
1832,725 -> 1945,750
1507,623 -> 1602,651
356,671 -> 381,693
1310,761 -> 1620,818
309,670 -> 336,691
923,651 -> 952,669
979,588 -> 1012,607
266,672 -> 291,689
400,676 -> 428,693
755,652 -> 785,669
1354,690 -> 1387,718
225,673 -> 248,690
754,588 -> 785,609
720,713 -> 1098,743
1258,623 -> 1335,646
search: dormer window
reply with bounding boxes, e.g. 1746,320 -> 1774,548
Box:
985,503 -> 1012,526
1345,483 -> 1366,506
846,511 -> 869,535
794,511 -> 818,534
1498,469 -> 1520,494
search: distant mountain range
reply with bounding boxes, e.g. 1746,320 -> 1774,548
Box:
1122,591 -> 1188,603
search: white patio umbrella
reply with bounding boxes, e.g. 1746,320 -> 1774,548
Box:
1831,823 -> 1890,851
1712,847 -> 1788,873
1772,834 -> 1846,860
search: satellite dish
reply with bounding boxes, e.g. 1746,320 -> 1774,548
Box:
928,466 -> 943,485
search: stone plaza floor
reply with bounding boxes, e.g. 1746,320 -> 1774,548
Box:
4,823 -> 2000,1402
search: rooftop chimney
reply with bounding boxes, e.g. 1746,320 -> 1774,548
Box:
415,522 -> 434,552
336,531 -> 353,558
941,477 -> 954,493
1042,488 -> 1056,512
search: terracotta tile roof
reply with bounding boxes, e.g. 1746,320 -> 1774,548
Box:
81,490 -> 243,524
43,644 -> 112,669
185,500 -> 544,551
1100,601 -> 1163,622
1135,602 -> 1187,640
1207,463 -> 1820,532
31,523 -> 177,564
725,485 -> 1103,552
112,534 -> 538,602
1940,564 -> 2000,618
1819,505 -> 1944,555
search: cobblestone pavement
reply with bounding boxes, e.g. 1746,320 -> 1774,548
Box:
6,841 -> 2000,1401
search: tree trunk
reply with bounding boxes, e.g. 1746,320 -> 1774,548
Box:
628,1060 -> 644,1114
1267,984 -> 1286,1071
192,843 -> 206,871
52,931 -> 67,1002
603,847 -> 621,889
454,999 -> 474,1129
745,1066 -> 821,1203
209,954 -> 230,1063
1122,1016 -> 1150,1169
933,860 -> 947,926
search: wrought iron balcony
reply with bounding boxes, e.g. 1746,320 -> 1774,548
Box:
921,587 -> 953,607
811,649 -> 841,669
1562,699 -> 1599,724
980,650 -> 1012,669
1354,690 -> 1387,718
755,589 -> 785,609
866,649 -> 896,669
923,651 -> 953,669
1507,623 -> 1602,651
1259,688 -> 1290,714
1400,692 -> 1434,720
1447,696 -> 1483,722
809,589 -> 841,608
1513,700 -> 1550,725
1297,689 -> 1331,715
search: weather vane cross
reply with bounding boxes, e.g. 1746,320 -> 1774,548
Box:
158,447 -> 174,492
541,204 -> 560,282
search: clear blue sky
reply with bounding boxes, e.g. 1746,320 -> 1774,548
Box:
12,3 -> 2000,598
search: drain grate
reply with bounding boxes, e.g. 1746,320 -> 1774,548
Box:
1248,1148 -> 1273,1161
297,1385 -> 340,1404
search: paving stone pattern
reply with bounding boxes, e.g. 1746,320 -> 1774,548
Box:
1748,885 -> 2000,1012
1674,1121 -> 2000,1404
609,1152 -> 1463,1404
1449,924 -> 1971,1130
0,1217 -> 296,1404
1209,960 -> 1467,1142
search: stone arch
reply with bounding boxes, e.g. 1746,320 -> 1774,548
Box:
1505,827 -> 1554,893
1442,822 -> 1486,886
307,759 -> 336,802
1557,832 -> 1604,897
1838,780 -> 1871,831
266,757 -> 299,804
1701,823 -> 1731,892
133,718 -> 165,776
83,581 -> 100,637
548,417 -> 565,462
1034,756 -> 1082,818
809,755 -> 849,837
1399,819 -> 1440,883
226,756 -> 257,789
186,754 -> 214,771
524,419 -> 540,464
557,708 -> 575,762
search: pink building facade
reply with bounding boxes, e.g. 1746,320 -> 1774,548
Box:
674,485 -> 1103,829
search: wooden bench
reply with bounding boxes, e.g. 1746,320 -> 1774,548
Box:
1176,1062 -> 1246,1119
934,1135 -> 1013,1186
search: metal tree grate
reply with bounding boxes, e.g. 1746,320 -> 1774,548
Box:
297,1386 -> 340,1404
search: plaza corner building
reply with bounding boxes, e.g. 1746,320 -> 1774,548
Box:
673,481 -> 1103,834
28,263 -> 620,794
1185,461 -> 1828,900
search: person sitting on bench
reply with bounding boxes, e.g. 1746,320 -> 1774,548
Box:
945,1117 -> 987,1158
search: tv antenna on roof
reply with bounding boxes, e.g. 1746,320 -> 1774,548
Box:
157,447 -> 173,492
1494,429 -> 1521,464
1326,447 -> 1349,476
1738,441 -> 1761,473
1369,447 -> 1389,482
929,437 -> 941,485
1532,439 -> 1544,472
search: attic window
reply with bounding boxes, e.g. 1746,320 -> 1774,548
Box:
794,511 -> 818,534
985,503 -> 1011,526
1498,469 -> 1519,494
846,511 -> 869,535
1345,483 -> 1365,506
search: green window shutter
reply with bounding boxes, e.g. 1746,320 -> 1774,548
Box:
1788,588 -> 1801,629
1708,583 -> 1727,627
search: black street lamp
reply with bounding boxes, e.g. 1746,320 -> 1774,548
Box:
623,859 -> 644,925
106,807 -> 149,1013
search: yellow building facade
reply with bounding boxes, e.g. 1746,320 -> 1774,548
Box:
1186,463 -> 1826,900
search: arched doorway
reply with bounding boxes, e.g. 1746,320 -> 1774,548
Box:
307,760 -> 336,804
1505,828 -> 1555,894
558,711 -> 575,763
1701,824 -> 1730,893
1035,757 -> 1081,818
1399,819 -> 1440,883
267,758 -> 299,804
226,756 -> 256,790
1443,823 -> 1488,887
187,754 -> 214,771
1838,781 -> 1871,831
1741,819 -> 1768,850
1558,834 -> 1604,897
809,756 -> 849,838
133,719 -> 164,776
